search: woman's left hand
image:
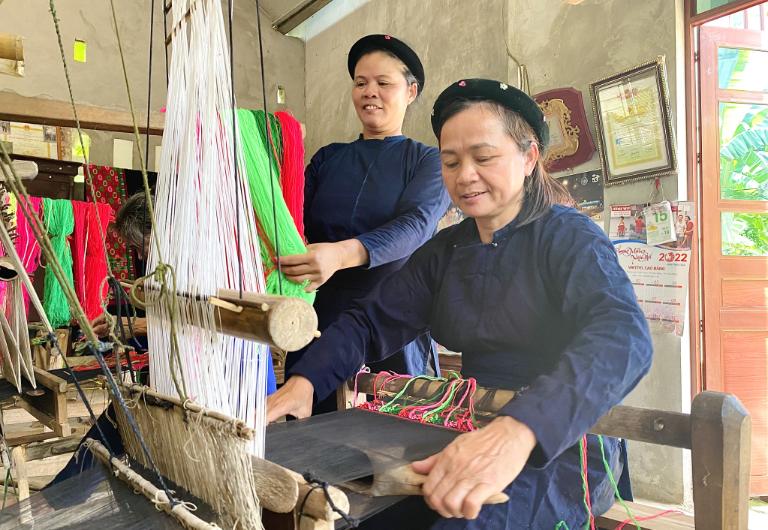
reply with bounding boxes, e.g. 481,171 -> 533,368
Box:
280,243 -> 344,291
411,415 -> 537,520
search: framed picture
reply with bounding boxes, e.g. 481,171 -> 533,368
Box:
589,56 -> 677,186
533,87 -> 596,173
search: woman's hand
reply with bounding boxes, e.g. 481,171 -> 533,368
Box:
411,416 -> 537,520
280,243 -> 343,291
90,314 -> 148,339
280,240 -> 369,291
91,313 -> 111,338
266,375 -> 315,422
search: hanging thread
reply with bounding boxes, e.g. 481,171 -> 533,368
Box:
71,201 -> 89,311
14,196 -> 42,314
238,109 -> 314,304
357,372 -> 479,432
84,203 -> 113,320
42,198 -> 74,328
275,110 -> 306,237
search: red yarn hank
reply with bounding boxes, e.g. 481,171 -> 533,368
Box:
84,203 -> 113,320
71,201 -> 112,320
275,111 -> 306,237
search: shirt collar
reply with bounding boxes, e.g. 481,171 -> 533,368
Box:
456,217 -> 521,246
356,134 -> 406,142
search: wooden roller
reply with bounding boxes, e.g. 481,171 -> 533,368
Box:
0,256 -> 18,281
0,34 -> 23,62
0,160 -> 38,180
122,282 -> 319,352
214,288 -> 319,353
261,459 -> 351,521
353,372 -> 517,422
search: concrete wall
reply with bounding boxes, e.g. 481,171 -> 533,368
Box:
302,0 -> 691,506
0,0 -> 305,167
301,0 -> 508,157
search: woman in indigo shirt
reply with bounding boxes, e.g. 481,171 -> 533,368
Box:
270,78 -> 652,528
281,34 -> 450,411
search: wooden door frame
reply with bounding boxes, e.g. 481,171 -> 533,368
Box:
683,0 -> 765,398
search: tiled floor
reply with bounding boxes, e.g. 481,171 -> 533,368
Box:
750,498 -> 768,529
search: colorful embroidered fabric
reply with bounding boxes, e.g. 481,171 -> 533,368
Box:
85,165 -> 134,282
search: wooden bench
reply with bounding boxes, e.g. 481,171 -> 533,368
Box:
592,391 -> 750,529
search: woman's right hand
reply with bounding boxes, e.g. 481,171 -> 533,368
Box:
267,375 -> 315,422
91,313 -> 110,338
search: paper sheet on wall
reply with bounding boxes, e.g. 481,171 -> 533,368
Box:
154,145 -> 163,173
611,201 -> 695,336
113,139 -> 133,169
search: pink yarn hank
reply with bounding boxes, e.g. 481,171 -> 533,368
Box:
71,201 -> 90,309
14,197 -> 43,315
275,111 -> 306,237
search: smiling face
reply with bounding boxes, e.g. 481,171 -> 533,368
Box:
352,51 -> 417,138
439,103 -> 538,242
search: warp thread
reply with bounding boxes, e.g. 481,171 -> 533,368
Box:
275,110 -> 305,237
42,198 -> 74,328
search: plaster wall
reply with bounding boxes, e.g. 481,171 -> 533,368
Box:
302,0 -> 508,157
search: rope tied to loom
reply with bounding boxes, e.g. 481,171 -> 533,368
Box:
299,472 -> 360,528
42,199 -> 75,328
131,261 -> 187,400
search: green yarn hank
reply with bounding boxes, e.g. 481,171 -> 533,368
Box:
42,198 -> 75,328
238,109 -> 315,304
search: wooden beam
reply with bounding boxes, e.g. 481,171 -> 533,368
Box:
16,367 -> 70,439
24,434 -> 82,461
0,92 -> 164,135
272,0 -> 333,34
4,416 -> 92,446
354,372 -> 694,448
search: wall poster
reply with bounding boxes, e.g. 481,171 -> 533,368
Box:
611,201 -> 695,335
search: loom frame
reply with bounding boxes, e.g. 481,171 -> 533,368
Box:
320,374 -> 751,530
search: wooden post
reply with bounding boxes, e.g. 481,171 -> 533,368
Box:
690,391 -> 751,530
16,367 -> 70,438
10,446 -> 29,501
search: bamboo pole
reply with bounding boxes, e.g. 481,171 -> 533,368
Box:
85,438 -> 219,530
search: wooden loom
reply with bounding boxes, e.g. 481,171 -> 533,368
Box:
258,374 -> 751,530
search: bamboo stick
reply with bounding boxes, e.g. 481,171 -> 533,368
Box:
85,438 -> 219,530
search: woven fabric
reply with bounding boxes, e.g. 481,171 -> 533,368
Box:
85,165 -> 134,281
